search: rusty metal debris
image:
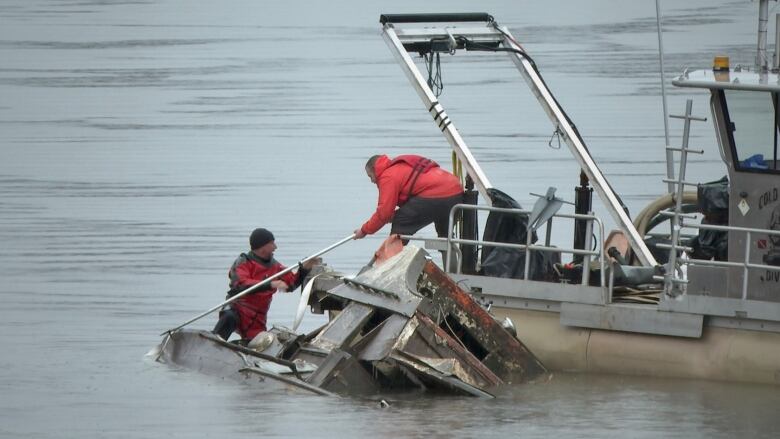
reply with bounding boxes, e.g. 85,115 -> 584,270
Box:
156,245 -> 548,398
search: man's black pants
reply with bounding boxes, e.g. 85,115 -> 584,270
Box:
212,307 -> 239,340
390,193 -> 464,240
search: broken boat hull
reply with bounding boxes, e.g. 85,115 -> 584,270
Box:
156,245 -> 548,397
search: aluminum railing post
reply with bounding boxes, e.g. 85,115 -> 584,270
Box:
582,212 -> 593,286
523,221 -> 532,280
743,231 -> 752,300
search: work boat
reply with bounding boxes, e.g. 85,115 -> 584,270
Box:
379,7 -> 780,384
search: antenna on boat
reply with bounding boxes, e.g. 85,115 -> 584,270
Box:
655,0 -> 675,194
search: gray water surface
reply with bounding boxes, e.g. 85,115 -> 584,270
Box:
1,1 -> 779,438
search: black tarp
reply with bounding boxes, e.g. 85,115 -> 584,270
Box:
479,188 -> 557,280
689,176 -> 729,261
697,176 -> 729,218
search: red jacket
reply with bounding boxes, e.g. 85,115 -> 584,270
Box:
361,154 -> 463,235
228,252 -> 299,340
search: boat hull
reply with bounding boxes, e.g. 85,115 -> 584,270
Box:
495,308 -> 780,384
155,329 -> 335,396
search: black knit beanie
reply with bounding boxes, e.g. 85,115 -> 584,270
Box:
249,228 -> 274,249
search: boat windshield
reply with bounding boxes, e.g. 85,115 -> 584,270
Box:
725,90 -> 780,173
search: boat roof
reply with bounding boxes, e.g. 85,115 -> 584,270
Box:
672,68 -> 780,93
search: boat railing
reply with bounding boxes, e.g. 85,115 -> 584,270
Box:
401,203 -> 606,287
655,214 -> 780,300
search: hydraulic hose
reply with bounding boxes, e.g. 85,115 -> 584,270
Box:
633,191 -> 698,238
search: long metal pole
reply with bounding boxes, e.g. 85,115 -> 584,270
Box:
161,233 -> 356,335
500,28 -> 658,267
655,0 -> 675,194
381,25 -> 494,202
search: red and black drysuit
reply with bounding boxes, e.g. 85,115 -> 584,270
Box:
360,154 -> 464,238
212,252 -> 307,341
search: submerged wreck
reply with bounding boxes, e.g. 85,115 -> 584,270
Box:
156,241 -> 547,398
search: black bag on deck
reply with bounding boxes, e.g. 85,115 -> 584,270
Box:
480,188 -> 557,280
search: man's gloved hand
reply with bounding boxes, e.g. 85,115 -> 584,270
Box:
270,280 -> 289,292
301,257 -> 321,271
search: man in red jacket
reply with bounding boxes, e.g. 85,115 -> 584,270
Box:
212,228 -> 314,342
353,154 -> 464,241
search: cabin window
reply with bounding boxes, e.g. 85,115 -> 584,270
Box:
725,90 -> 780,174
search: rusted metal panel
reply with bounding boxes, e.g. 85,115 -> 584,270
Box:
390,351 -> 495,398
394,313 -> 503,389
419,261 -> 548,383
